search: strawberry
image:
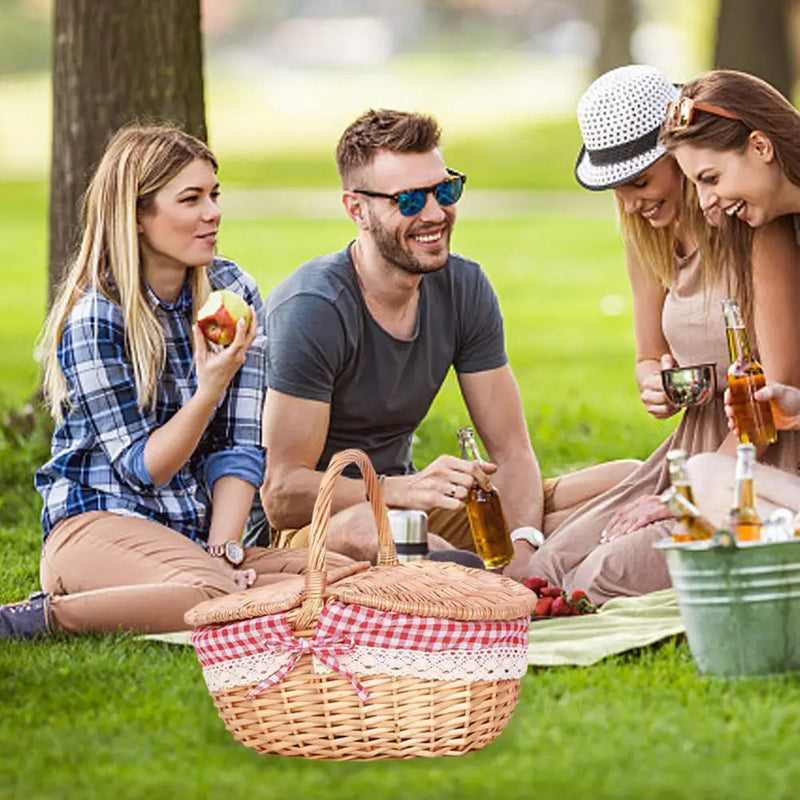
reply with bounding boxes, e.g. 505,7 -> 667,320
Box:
534,596 -> 553,617
550,596 -> 576,616
522,577 -> 548,593
539,586 -> 565,598
568,589 -> 597,615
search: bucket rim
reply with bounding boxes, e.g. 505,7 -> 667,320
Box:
654,536 -> 800,552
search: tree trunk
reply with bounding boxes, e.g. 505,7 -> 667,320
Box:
592,0 -> 635,78
714,0 -> 794,99
49,0 -> 206,303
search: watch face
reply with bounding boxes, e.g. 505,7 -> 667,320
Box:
225,541 -> 245,566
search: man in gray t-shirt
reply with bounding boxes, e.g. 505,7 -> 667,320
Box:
257,109 -> 545,566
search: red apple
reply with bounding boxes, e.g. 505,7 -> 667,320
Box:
197,289 -> 251,347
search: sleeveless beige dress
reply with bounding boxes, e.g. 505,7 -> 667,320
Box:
528,250 -> 800,604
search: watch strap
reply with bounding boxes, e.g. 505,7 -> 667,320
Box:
204,540 -> 245,566
509,526 -> 546,548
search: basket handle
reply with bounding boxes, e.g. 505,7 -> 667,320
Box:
295,449 -> 397,630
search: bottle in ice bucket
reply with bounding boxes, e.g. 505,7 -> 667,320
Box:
456,426 -> 514,569
659,486 -> 715,541
721,297 -> 776,445
666,449 -> 697,542
728,443 -> 762,542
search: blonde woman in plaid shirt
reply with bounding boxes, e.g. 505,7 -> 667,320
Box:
0,126 -> 352,639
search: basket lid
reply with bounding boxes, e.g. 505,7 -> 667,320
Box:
184,559 -> 370,627
184,449 -> 537,629
327,559 -> 536,620
186,558 -> 536,627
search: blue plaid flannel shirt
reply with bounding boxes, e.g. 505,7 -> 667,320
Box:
35,258 -> 266,542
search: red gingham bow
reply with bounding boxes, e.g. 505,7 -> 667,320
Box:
245,631 -> 370,702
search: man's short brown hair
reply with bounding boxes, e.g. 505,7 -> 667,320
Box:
335,109 -> 441,186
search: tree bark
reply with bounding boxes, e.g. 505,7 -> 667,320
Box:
592,0 -> 635,78
714,0 -> 794,99
49,0 -> 206,303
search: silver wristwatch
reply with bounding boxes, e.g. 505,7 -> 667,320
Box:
204,540 -> 245,566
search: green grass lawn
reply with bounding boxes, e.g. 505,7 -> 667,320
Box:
3,121 -> 799,800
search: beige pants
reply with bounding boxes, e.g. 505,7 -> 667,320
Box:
40,511 -> 353,635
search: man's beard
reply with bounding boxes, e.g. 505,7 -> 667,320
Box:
368,208 -> 452,275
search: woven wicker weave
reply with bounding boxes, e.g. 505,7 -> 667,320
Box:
186,449 -> 536,760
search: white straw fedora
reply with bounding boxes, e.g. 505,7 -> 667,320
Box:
574,64 -> 679,191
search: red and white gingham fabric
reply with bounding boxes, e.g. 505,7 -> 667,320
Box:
318,602 -> 527,650
192,602 -> 527,665
191,602 -> 529,700
192,613 -> 293,667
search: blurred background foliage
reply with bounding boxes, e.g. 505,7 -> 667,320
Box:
3,0 -> 799,182
0,0 -> 742,183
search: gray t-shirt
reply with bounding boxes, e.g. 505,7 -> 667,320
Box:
266,244 -> 508,475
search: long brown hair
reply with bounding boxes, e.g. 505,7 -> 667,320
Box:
661,69 -> 800,188
658,70 -> 794,322
36,125 -> 217,423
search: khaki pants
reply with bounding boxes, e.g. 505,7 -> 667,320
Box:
40,511 -> 354,635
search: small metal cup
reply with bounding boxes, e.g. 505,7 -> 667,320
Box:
387,509 -> 429,563
661,362 -> 717,407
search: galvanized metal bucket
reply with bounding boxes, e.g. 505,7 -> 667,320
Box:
655,536 -> 800,677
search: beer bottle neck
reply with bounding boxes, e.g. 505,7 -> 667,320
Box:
457,427 -> 482,462
722,299 -> 754,363
733,446 -> 757,510
667,457 -> 690,487
725,324 -> 754,363
660,486 -> 716,539
661,486 -> 701,519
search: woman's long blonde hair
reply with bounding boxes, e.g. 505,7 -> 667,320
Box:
617,163 -> 754,321
36,125 -> 217,423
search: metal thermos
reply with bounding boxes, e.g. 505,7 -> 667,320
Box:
387,509 -> 429,563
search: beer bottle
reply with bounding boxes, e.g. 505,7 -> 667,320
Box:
659,487 -> 715,541
722,298 -> 776,445
666,449 -> 696,542
456,426 -> 514,569
728,443 -> 762,542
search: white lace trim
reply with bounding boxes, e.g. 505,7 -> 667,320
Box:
201,644 -> 528,693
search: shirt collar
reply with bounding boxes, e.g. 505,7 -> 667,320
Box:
145,280 -> 193,313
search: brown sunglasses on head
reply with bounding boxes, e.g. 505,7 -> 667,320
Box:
666,97 -> 743,130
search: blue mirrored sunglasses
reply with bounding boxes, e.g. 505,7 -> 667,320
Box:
354,168 -> 466,217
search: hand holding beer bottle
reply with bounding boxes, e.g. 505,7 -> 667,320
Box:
721,298 -> 776,446
725,382 -> 800,434
456,427 -> 515,570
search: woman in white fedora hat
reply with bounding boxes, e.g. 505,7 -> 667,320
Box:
513,64 -> 800,603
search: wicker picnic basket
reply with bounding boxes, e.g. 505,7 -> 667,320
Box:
185,449 -> 536,760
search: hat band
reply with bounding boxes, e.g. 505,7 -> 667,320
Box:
585,125 -> 661,167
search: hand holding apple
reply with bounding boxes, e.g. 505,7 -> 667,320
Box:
192,305 -> 257,406
197,289 -> 252,347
